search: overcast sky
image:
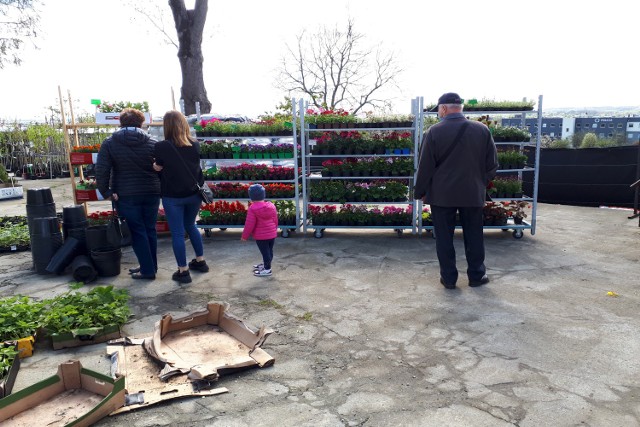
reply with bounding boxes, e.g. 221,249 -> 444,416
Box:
1,0 -> 638,122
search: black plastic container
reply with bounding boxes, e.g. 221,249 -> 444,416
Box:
26,187 -> 54,205
30,217 -> 63,275
85,225 -> 112,252
45,236 -> 81,274
91,247 -> 122,277
70,255 -> 97,283
62,205 -> 87,240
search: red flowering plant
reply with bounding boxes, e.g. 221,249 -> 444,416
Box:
209,182 -> 249,198
198,201 -> 247,225
87,210 -> 113,226
382,131 -> 413,150
72,144 -> 101,153
320,159 -> 344,177
306,108 -> 356,126
307,204 -> 337,225
157,208 -> 167,222
382,206 -> 412,226
264,183 -> 295,198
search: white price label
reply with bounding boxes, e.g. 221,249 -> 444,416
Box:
11,245 -> 17,251
309,139 -> 317,147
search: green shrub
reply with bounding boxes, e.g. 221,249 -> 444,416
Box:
580,133 -> 598,148
596,138 -> 617,148
549,139 -> 571,149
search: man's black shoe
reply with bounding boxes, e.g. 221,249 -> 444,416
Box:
469,275 -> 490,287
440,277 -> 456,289
131,272 -> 155,280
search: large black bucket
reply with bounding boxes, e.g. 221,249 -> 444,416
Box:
26,188 -> 56,236
70,255 -> 97,283
86,225 -> 113,252
62,205 -> 87,239
67,227 -> 87,255
45,236 -> 81,274
30,217 -> 63,275
91,247 -> 122,277
26,203 -> 57,236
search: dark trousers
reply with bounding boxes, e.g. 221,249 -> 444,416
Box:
431,205 -> 486,285
117,194 -> 160,276
255,239 -> 275,270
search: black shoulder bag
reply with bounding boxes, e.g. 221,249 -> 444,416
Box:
106,200 -> 132,248
166,142 -> 214,204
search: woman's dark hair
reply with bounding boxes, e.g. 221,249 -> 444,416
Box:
163,110 -> 196,147
119,108 -> 146,128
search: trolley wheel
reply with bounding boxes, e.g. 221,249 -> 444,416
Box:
219,228 -> 227,231
395,229 -> 403,237
513,230 -> 524,239
281,229 -> 290,238
502,228 -> 509,232
204,229 -> 211,237
314,229 -> 324,238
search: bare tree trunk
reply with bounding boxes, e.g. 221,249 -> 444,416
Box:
169,0 -> 211,115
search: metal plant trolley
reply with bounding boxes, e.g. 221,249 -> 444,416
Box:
416,95 -> 543,239
300,98 -> 422,238
196,100 -> 302,238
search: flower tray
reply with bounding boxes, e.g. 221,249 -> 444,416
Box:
75,189 -> 104,202
50,324 -> 121,350
0,341 -> 20,398
96,112 -> 152,125
69,153 -> 98,165
0,360 -> 125,425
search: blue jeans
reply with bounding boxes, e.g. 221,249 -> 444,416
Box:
162,194 -> 204,268
117,194 -> 160,276
431,206 -> 486,285
256,239 -> 275,270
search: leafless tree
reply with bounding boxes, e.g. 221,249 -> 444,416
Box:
0,0 -> 40,69
169,0 -> 211,115
276,19 -> 402,115
129,0 -> 211,115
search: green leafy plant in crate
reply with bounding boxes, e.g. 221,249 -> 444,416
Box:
40,286 -> 130,337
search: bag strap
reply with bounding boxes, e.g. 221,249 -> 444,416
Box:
166,141 -> 200,188
436,121 -> 469,168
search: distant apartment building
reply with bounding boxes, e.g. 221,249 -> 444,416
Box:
501,116 -> 640,143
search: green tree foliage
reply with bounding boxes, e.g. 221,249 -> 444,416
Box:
580,132 -> 598,148
0,0 -> 40,68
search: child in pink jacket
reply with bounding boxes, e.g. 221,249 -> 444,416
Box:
241,184 -> 278,277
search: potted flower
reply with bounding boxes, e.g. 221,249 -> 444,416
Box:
156,208 -> 170,233
95,101 -> 151,125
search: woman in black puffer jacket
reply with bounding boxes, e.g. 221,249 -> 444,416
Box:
95,108 -> 161,280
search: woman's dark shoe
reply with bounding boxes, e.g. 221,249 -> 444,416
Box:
129,267 -> 141,274
188,259 -> 209,273
131,272 -> 156,280
172,270 -> 192,284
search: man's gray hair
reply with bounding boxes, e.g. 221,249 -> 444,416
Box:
444,103 -> 464,111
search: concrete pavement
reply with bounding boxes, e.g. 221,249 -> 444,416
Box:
1,178 -> 639,426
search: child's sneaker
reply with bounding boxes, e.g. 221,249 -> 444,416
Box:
252,263 -> 263,270
188,259 -> 209,272
253,268 -> 272,277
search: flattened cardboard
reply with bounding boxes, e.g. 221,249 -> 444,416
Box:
143,302 -> 274,381
106,341 -> 228,414
0,341 -> 20,398
51,324 -> 122,350
0,359 -> 125,427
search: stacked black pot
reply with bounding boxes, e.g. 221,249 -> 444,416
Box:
26,188 -> 56,236
30,216 -> 63,274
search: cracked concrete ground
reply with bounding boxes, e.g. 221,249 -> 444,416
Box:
1,178 -> 639,426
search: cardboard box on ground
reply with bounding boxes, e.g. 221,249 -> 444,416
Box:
0,301 -> 274,424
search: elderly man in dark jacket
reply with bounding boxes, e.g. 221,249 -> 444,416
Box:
96,108 -> 161,280
414,93 -> 498,289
